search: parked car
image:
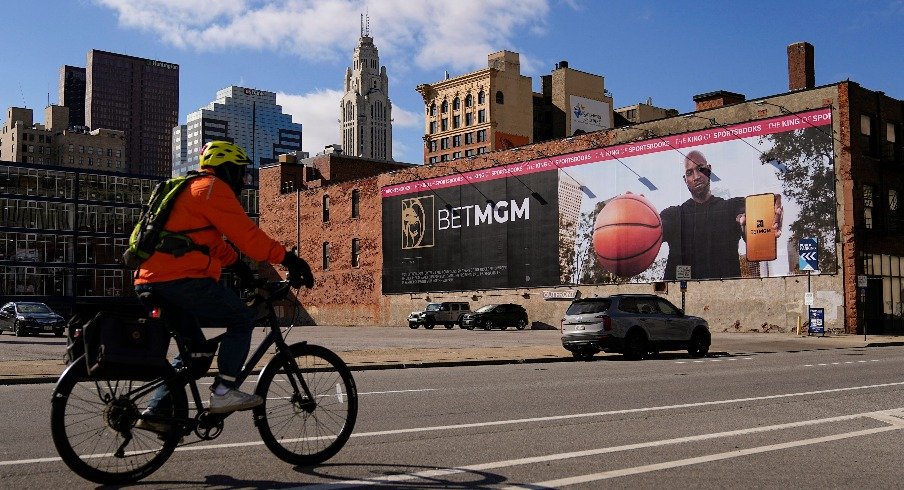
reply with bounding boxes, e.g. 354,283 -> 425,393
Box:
0,302 -> 67,337
560,294 -> 710,360
408,302 -> 471,329
461,304 -> 529,330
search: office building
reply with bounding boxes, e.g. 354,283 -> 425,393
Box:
64,49 -> 180,178
416,50 -> 533,165
340,19 -> 393,161
172,86 -> 302,183
59,66 -> 86,128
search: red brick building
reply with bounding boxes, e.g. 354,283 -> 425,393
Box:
261,43 -> 904,334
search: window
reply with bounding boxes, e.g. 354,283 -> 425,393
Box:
440,137 -> 450,150
478,109 -> 486,123
351,189 -> 360,218
864,184 -> 874,229
441,118 -> 448,131
861,114 -> 878,156
495,91 -> 504,104
429,103 -> 436,116
465,113 -> 473,126
429,121 -> 437,134
453,97 -> 460,110
322,242 -> 330,270
453,115 -> 460,129
478,91 -> 485,104
452,151 -> 461,159
440,154 -> 449,162
452,135 -> 461,147
441,100 -> 448,113
428,156 -> 439,164
351,238 -> 361,267
322,195 -> 330,222
465,94 -> 473,107
428,140 -> 438,152
465,132 -> 474,144
477,129 -> 487,142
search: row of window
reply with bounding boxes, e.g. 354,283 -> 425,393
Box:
321,189 -> 361,222
428,130 -> 488,152
0,265 -> 131,297
862,184 -> 901,230
428,91 -> 489,115
321,238 -> 362,270
427,147 -> 488,164
428,110 -> 487,134
860,115 -> 903,160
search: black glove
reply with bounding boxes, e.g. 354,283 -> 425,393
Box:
281,250 -> 314,289
228,259 -> 255,288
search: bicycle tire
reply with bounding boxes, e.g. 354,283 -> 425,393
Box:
254,343 -> 358,466
50,359 -> 187,485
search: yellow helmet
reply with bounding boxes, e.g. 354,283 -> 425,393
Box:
199,141 -> 252,167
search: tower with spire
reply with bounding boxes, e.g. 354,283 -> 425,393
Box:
340,14 -> 392,161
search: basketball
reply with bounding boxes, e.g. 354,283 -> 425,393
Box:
592,193 -> 662,277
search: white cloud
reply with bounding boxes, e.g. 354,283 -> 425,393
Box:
276,90 -> 343,155
94,0 -> 550,71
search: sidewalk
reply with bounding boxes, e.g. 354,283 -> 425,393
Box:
2,330 -> 902,385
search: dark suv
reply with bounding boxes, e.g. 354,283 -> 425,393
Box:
461,304 -> 529,330
560,295 -> 710,360
408,302 -> 472,329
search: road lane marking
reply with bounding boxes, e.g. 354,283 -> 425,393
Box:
8,382 -> 904,468
511,425 -> 902,488
298,409 -> 904,489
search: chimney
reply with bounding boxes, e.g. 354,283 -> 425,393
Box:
692,90 -> 746,111
788,42 -> 815,91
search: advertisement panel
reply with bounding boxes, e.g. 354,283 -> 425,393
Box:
382,171 -> 560,293
382,108 -> 835,292
570,95 -> 612,135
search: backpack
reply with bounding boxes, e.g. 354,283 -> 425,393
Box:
122,171 -> 212,269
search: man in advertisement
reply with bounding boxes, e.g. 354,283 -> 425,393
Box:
660,150 -> 782,280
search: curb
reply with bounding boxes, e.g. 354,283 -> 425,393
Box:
3,341 -> 903,386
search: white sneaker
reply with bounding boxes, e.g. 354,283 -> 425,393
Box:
135,409 -> 172,435
209,389 -> 263,414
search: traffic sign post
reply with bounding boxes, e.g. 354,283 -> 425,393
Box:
676,266 -> 691,312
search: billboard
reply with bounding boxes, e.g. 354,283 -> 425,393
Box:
382,108 -> 835,292
570,95 -> 611,135
382,171 -> 560,293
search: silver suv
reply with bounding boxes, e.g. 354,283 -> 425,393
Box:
408,302 -> 472,329
560,294 -> 710,360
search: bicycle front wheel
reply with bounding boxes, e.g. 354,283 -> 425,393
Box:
50,360 -> 187,485
254,343 -> 358,465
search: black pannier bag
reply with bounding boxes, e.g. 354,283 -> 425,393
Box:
82,311 -> 172,380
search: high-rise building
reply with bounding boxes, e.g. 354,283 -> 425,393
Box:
416,51 -> 534,165
340,17 -> 393,161
77,49 -> 179,178
172,86 -> 302,183
58,66 -> 86,128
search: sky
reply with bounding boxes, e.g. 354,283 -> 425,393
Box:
1,0 -> 901,165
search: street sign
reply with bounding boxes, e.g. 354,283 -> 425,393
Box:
808,308 -> 825,336
798,238 -> 818,271
676,265 -> 691,281
804,292 -> 814,306
857,275 -> 868,288
679,281 -> 687,290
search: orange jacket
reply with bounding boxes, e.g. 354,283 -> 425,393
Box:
135,168 -> 286,284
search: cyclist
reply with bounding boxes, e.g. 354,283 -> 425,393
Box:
134,140 -> 313,431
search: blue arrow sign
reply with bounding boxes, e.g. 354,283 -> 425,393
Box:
799,238 -> 819,271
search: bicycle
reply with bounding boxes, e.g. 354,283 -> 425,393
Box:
50,280 -> 358,485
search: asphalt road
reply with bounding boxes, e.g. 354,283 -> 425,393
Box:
3,344 -> 904,488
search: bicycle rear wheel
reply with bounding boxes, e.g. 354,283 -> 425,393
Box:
254,343 -> 358,465
50,360 -> 187,485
